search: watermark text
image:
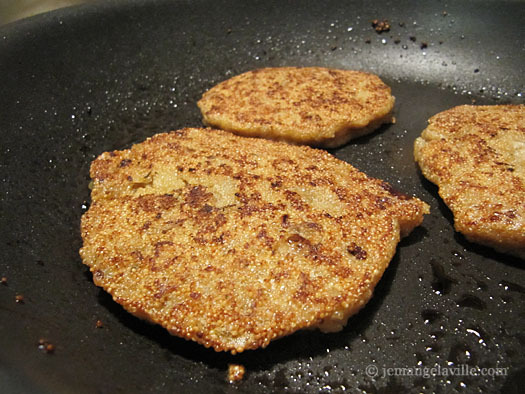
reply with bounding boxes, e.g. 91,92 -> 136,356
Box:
365,364 -> 508,379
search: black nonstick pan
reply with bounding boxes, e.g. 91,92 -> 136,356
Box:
0,1 -> 523,393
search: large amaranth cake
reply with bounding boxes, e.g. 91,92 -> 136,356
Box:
414,104 -> 525,259
81,127 -> 428,353
198,67 -> 395,148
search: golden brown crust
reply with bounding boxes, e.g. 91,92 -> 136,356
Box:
197,67 -> 395,147
81,128 -> 428,353
414,105 -> 525,259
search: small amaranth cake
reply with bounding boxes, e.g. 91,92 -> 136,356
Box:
81,128 -> 428,353
197,67 -> 395,148
414,105 -> 525,259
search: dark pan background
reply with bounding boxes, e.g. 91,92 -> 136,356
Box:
0,0 -> 524,393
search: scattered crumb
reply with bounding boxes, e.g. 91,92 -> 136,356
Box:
365,38 -> 371,44
228,364 -> 246,383
394,39 -> 400,44
442,11 -> 448,16
96,319 -> 104,328
409,36 -> 416,42
38,339 -> 55,354
1,276 -> 7,285
15,294 -> 24,303
371,19 -> 390,33
420,42 -> 428,49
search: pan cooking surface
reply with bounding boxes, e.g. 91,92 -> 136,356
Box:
0,1 -> 523,392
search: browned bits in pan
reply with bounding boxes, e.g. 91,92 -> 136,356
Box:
38,339 -> 55,354
371,19 -> 391,33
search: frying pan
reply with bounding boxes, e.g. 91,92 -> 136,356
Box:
0,0 -> 523,392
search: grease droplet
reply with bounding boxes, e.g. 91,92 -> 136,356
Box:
422,309 -> 442,324
457,294 -> 486,310
431,259 -> 456,295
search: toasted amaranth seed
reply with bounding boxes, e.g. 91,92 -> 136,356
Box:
80,127 -> 428,353
197,67 -> 395,148
414,105 -> 525,259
